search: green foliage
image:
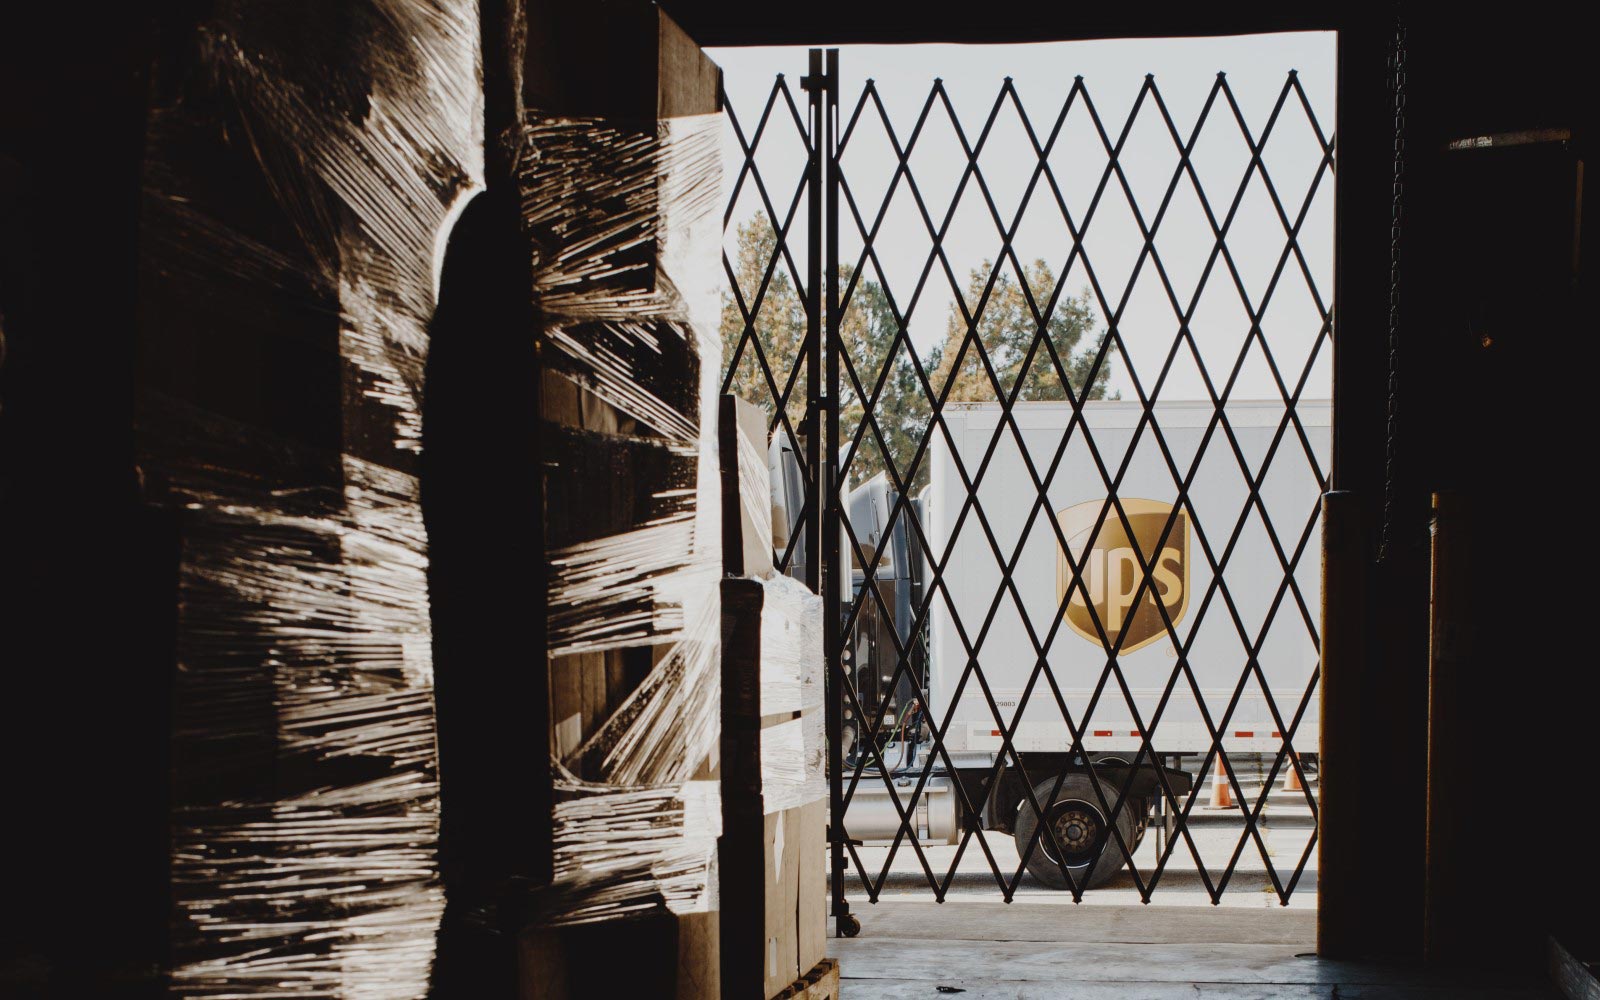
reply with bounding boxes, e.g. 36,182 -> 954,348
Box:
721,217 -> 1113,496
836,275 -> 927,493
721,218 -> 808,431
927,259 -> 1112,405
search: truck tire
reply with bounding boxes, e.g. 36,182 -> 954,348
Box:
1013,773 -> 1137,890
1085,756 -> 1151,852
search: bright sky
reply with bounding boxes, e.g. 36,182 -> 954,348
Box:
709,33 -> 1337,404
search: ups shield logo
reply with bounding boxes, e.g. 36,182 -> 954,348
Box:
1056,498 -> 1189,653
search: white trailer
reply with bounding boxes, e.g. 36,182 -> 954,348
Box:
929,397 -> 1329,758
841,398 -> 1331,888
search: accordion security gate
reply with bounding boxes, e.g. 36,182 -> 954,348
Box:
720,47 -> 1334,930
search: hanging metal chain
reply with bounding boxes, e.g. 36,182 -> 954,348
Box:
1377,18 -> 1406,563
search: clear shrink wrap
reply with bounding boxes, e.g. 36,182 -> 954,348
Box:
520,110 -> 724,926
137,0 -> 483,995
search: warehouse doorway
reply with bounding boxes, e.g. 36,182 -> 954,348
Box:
714,34 -> 1335,933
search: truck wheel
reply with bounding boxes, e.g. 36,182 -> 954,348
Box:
1085,757 -> 1150,852
1013,773 -> 1136,890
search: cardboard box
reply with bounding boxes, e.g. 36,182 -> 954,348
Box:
796,798 -> 828,977
762,807 -> 803,998
720,395 -> 775,577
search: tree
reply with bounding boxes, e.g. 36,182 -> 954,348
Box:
721,217 -> 935,491
721,222 -> 1112,498
835,272 -> 935,493
928,258 -> 1113,404
721,217 -> 807,432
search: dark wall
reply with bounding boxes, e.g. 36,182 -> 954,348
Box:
0,8 -> 172,995
1404,17 -> 1593,967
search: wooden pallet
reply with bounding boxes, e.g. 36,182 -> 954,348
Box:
771,958 -> 840,1000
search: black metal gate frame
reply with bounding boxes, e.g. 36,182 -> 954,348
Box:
720,47 -> 1334,935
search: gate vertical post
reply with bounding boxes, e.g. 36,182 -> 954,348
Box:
1318,489 -> 1368,956
1424,491 -> 1467,963
803,48 -> 824,597
804,46 -> 852,940
822,47 -> 847,940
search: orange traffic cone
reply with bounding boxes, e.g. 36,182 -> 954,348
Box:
1206,755 -> 1232,809
1285,752 -> 1304,792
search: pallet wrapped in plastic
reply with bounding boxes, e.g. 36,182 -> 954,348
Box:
135,1 -> 482,995
137,2 -> 727,992
717,399 -> 829,998
518,106 -> 725,928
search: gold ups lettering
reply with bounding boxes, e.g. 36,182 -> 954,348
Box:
1056,498 -> 1189,653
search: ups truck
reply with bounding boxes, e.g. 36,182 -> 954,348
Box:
777,398 -> 1330,889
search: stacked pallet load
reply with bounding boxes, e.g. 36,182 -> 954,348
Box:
132,3 -> 483,994
516,11 -> 727,998
719,396 -> 838,999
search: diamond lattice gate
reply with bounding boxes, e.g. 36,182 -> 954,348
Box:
719,46 -> 1335,931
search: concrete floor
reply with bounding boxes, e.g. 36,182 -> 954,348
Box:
828,902 -> 1559,999
853,755 -> 1318,910
828,757 -> 1557,996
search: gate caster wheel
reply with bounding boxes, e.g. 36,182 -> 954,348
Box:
840,914 -> 861,938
